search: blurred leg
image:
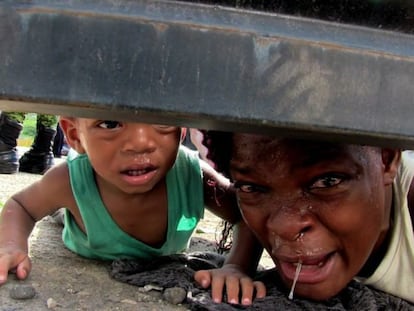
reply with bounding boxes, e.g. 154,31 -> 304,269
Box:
19,114 -> 57,174
0,112 -> 24,174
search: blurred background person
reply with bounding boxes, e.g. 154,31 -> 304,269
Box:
0,112 -> 57,174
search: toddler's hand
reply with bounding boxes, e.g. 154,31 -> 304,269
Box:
189,129 -> 216,168
0,247 -> 31,285
194,264 -> 266,305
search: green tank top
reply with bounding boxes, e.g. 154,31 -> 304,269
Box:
62,146 -> 204,260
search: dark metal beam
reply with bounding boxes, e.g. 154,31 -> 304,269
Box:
1,0 -> 414,148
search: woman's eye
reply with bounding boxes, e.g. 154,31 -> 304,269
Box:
234,182 -> 267,194
98,121 -> 122,129
309,174 -> 345,189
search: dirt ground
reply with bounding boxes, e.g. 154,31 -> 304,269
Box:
0,151 -> 274,310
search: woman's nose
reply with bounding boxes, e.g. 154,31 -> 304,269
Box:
267,202 -> 315,242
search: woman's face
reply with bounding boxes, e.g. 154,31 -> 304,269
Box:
229,133 -> 397,300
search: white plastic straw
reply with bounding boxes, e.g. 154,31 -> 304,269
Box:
288,262 -> 302,300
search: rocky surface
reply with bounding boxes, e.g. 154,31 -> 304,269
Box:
0,152 -> 273,310
1,216 -> 191,311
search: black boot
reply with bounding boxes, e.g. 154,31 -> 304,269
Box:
0,114 -> 23,174
53,123 -> 64,158
19,124 -> 56,174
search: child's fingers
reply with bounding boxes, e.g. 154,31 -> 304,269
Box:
0,254 -> 31,284
239,277 -> 254,305
195,269 -> 266,305
253,281 -> 266,299
194,270 -> 212,288
210,274 -> 225,303
0,271 -> 8,285
0,255 -> 14,284
224,275 -> 241,305
229,278 -> 266,306
16,257 -> 31,280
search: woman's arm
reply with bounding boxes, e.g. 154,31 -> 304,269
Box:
200,159 -> 266,305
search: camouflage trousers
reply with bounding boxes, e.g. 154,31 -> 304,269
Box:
2,112 -> 57,129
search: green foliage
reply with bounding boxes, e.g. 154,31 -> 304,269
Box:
21,113 -> 37,137
18,113 -> 36,147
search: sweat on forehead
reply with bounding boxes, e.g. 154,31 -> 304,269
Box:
231,133 -> 379,164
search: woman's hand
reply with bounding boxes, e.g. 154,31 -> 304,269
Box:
194,264 -> 266,305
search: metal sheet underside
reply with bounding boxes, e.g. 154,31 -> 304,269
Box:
1,0 -> 414,148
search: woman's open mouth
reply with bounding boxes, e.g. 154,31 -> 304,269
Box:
277,252 -> 336,284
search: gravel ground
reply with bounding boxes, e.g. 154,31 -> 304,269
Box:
0,148 -> 273,310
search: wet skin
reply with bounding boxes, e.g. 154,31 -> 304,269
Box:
229,134 -> 400,301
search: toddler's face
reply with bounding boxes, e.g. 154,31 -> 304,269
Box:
73,118 -> 182,194
230,133 -> 396,300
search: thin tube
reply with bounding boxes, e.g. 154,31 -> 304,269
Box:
288,262 -> 302,300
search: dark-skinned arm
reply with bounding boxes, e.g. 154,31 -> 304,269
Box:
197,159 -> 266,305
